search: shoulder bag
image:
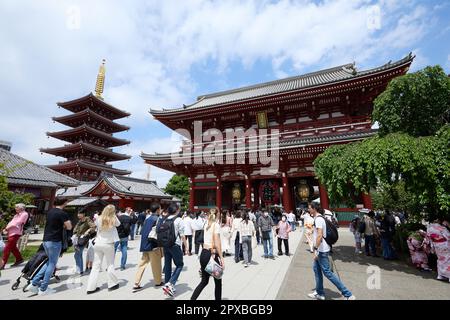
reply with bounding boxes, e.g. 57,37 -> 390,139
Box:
205,223 -> 224,279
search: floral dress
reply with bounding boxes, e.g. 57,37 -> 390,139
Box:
426,223 -> 450,279
407,230 -> 430,270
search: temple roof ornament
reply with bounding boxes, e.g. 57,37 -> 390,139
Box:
95,59 -> 106,100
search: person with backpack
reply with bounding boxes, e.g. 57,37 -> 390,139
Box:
72,211 -> 96,275
157,203 -> 188,297
191,208 -> 224,300
307,202 -> 355,300
0,203 -> 29,270
360,210 -> 379,257
132,202 -> 164,292
115,209 -> 132,270
25,199 -> 72,296
85,205 -> 121,294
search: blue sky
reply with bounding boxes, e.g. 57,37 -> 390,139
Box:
1,0 -> 449,187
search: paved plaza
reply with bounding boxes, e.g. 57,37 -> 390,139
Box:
1,227 -> 449,300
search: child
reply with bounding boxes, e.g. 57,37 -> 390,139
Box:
350,216 -> 363,254
85,238 -> 95,272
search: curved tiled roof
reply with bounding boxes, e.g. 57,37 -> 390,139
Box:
0,149 -> 79,188
151,53 -> 414,114
52,109 -> 130,132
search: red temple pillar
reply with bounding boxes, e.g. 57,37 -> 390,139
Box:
245,175 -> 252,209
362,192 -> 373,209
189,176 -> 195,212
282,173 -> 292,212
319,183 -> 330,210
216,175 -> 222,209
253,181 -> 259,210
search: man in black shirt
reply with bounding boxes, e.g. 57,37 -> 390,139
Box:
26,198 -> 72,296
115,210 -> 132,270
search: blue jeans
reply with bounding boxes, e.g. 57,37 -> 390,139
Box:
381,237 -> 396,259
290,221 -> 296,231
163,244 -> 184,285
32,241 -> 62,291
74,245 -> 84,274
262,234 -> 273,257
130,224 -> 136,240
234,232 -> 243,261
364,235 -> 376,256
114,238 -> 128,268
313,252 -> 352,298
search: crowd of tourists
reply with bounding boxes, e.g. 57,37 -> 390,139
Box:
1,200 -> 448,300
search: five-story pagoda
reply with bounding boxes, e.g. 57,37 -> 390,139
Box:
41,60 -> 131,181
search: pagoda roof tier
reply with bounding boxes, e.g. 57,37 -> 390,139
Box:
47,124 -> 130,147
40,142 -> 131,162
57,93 -> 130,120
47,160 -> 131,176
52,109 -> 130,132
150,53 -> 414,121
142,128 -> 376,172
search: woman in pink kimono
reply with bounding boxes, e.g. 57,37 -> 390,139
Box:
426,220 -> 450,282
407,230 -> 431,271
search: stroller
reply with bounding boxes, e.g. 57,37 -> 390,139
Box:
11,243 -> 60,292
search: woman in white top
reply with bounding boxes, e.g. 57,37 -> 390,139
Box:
220,210 -> 232,257
231,211 -> 243,263
183,213 -> 194,255
240,212 -> 256,267
191,208 -> 224,300
301,209 -> 315,253
192,212 -> 207,255
86,204 -> 121,294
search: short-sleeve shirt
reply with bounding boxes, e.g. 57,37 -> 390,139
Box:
43,208 -> 70,242
313,215 -> 330,253
203,222 -> 221,247
167,216 -> 185,247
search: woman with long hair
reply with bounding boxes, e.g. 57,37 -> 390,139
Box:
86,204 -> 121,294
220,210 -> 232,257
240,212 -> 255,267
191,208 -> 224,300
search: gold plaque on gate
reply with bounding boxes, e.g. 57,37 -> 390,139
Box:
298,180 -> 310,201
232,183 -> 241,201
256,111 -> 268,129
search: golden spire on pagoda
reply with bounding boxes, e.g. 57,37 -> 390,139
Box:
94,59 -> 106,100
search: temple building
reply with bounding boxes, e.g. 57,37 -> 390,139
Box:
40,60 -> 131,181
142,54 -> 414,221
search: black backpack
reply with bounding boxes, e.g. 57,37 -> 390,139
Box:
315,215 -> 339,246
157,216 -> 177,248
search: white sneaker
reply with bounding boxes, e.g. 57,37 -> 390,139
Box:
307,291 -> 325,300
25,283 -> 39,294
345,295 -> 356,300
38,287 -> 56,296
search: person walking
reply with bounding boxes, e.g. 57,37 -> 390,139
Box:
258,210 -> 275,259
0,203 -> 29,270
349,215 -> 363,254
426,219 -> 450,282
157,204 -> 188,297
276,214 -> 292,256
115,209 -> 132,270
240,212 -> 255,267
136,210 -> 147,235
191,208 -> 224,300
361,211 -> 380,257
380,210 -> 397,260
192,212 -> 206,255
231,211 -> 243,263
72,211 -> 95,275
132,203 -> 164,292
255,210 -> 262,245
308,202 -> 355,300
301,209 -> 315,253
286,211 -> 296,232
25,199 -> 72,296
86,204 -> 121,294
183,212 -> 194,255
220,210 -> 232,257
128,208 -> 138,240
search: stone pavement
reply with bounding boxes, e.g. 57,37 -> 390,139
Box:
0,227 -> 304,300
277,227 -> 450,300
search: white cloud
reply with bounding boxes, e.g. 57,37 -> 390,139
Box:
0,0 -> 434,187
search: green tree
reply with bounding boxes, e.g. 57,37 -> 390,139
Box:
0,162 -> 34,230
164,174 -> 189,210
373,65 -> 450,137
314,65 -> 450,222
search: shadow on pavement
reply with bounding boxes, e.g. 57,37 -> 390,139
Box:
0,279 -> 11,286
331,245 -> 437,280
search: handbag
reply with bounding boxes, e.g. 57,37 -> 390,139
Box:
0,236 -> 5,253
78,235 -> 89,247
205,223 -> 224,279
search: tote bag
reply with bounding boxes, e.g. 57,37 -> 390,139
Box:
205,223 -> 224,279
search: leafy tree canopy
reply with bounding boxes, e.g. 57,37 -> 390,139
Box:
164,174 -> 189,210
373,65 -> 450,137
